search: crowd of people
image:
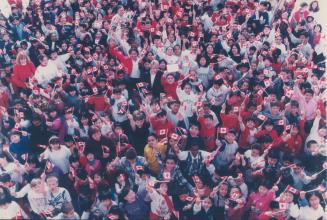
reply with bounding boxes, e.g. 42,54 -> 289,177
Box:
0,0 -> 326,219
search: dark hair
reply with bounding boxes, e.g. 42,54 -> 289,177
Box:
61,201 -> 75,214
306,140 -> 317,149
306,191 -> 321,206
0,186 -> 12,205
125,148 -> 137,160
98,190 -> 113,201
165,155 -> 177,163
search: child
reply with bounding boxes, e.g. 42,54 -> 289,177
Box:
80,151 -> 101,176
53,201 -> 80,219
238,117 -> 258,152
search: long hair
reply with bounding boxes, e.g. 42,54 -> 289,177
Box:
15,51 -> 30,65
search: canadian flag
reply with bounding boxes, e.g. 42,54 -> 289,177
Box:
285,125 -> 292,131
163,4 -> 168,10
21,153 -> 28,161
150,28 -> 155,32
231,87 -> 238,93
70,166 -> 76,177
137,82 -> 145,88
257,114 -> 267,121
121,101 -> 128,106
198,84 -> 204,91
277,120 -> 284,126
171,133 -> 180,140
177,11 -> 183,17
195,102 -> 203,107
46,160 -> 54,170
231,191 -> 240,200
218,127 -> 227,134
141,49 -> 146,55
159,129 -> 167,136
214,74 -> 221,81
92,87 -> 98,94
257,90 -> 264,95
14,209 -> 23,220
185,196 -> 194,202
233,106 -> 239,113
285,185 -> 300,194
103,65 -> 109,70
279,202 -> 287,210
40,36 -> 45,41
189,32 -> 195,37
117,64 -> 124,70
227,32 -> 232,39
163,171 -> 171,180
264,79 -> 272,87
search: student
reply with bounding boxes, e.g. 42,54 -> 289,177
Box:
53,201 -> 80,220
297,192 -> 327,220
144,133 -> 167,175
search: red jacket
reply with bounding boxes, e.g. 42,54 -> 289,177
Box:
87,95 -> 110,112
150,117 -> 175,138
160,76 -> 179,100
11,62 -> 36,89
220,112 -> 240,133
109,46 -> 133,75
198,117 -> 216,151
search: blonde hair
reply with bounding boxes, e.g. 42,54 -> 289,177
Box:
30,178 -> 42,188
16,51 -> 30,65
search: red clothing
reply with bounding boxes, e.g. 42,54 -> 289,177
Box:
220,112 -> 240,133
246,191 -> 275,220
87,95 -> 110,112
109,46 -> 133,75
275,134 -> 303,155
0,90 -> 9,109
11,62 -> 36,90
258,212 -> 284,220
160,76 -> 179,100
238,127 -> 252,149
150,117 -> 175,138
198,117 -> 216,151
255,130 -> 279,143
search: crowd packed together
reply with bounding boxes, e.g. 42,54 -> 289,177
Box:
0,0 -> 326,219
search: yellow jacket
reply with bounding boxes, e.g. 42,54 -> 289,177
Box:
144,143 -> 167,174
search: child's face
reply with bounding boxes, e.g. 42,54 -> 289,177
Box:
226,133 -> 236,143
251,149 -> 260,157
10,134 -> 20,143
246,120 -> 255,128
219,184 -> 228,197
159,183 -> 168,194
166,75 -> 175,84
87,153 -> 95,161
202,198 -> 212,209
268,157 -> 278,166
271,106 -> 280,115
304,92 -> 313,102
258,185 -> 268,195
265,125 -> 273,131
94,174 -> 102,183
189,125 -> 200,136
